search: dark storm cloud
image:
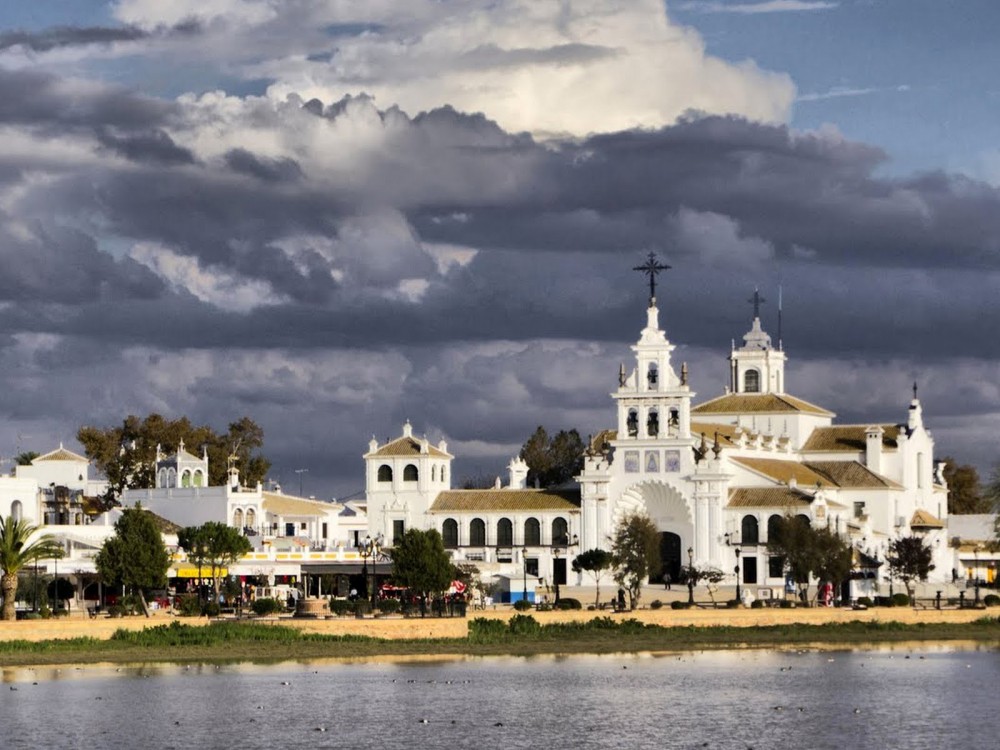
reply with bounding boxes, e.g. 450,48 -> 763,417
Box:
0,21 -> 202,53
224,148 -> 303,182
96,127 -> 195,165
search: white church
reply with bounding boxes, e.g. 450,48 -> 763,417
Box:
363,259 -> 954,603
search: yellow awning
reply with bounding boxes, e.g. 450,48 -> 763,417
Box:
171,566 -> 229,578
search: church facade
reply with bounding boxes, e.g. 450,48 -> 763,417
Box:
364,273 -> 953,602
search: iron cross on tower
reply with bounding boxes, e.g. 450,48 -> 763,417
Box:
633,252 -> 671,306
749,288 -> 766,319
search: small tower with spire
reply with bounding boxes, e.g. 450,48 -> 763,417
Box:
729,288 -> 786,395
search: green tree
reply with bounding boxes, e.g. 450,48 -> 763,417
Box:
390,529 -> 454,611
679,564 -> 725,605
519,426 -> 585,488
178,522 -> 252,599
886,535 -> 935,601
810,526 -> 854,599
0,515 -> 64,620
95,504 -> 170,616
942,458 -> 989,514
572,548 -> 614,607
78,413 -> 271,507
13,451 -> 39,467
610,512 -> 660,610
767,515 -> 818,603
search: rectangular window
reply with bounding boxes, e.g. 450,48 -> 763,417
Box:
526,558 -> 539,577
768,555 -> 784,579
392,519 -> 405,544
853,502 -> 865,519
322,522 -> 328,539
742,557 -> 758,585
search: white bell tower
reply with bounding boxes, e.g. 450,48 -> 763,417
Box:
729,289 -> 786,395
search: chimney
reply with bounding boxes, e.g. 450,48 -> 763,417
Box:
508,457 -> 529,489
865,426 -> 884,474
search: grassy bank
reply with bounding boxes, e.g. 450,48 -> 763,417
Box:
0,615 -> 998,667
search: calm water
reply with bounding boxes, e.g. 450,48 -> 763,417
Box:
2,646 -> 998,749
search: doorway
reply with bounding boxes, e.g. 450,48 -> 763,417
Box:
656,532 -> 682,584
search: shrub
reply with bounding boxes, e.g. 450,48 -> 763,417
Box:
670,601 -> 690,610
352,599 -> 371,617
983,594 -> 1000,607
750,599 -> 765,609
176,595 -> 202,617
891,593 -> 911,607
376,598 -> 401,615
507,614 -> 540,636
329,599 -> 353,616
555,598 -> 582,610
726,599 -> 740,608
252,598 -> 285,616
856,596 -> 874,608
779,600 -> 794,609
513,599 -> 533,611
106,605 -> 123,618
202,601 -> 221,617
650,600 -> 663,610
467,617 -> 508,642
586,605 -> 596,611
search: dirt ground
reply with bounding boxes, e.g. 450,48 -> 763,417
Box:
0,605 -> 993,643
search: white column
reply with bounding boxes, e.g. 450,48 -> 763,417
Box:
695,497 -> 710,562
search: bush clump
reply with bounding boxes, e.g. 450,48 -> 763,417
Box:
779,600 -> 794,609
202,601 -> 221,617
670,601 -> 690,610
983,594 -> 1000,607
352,600 -> 371,617
176,595 -> 202,617
513,599 -> 533,611
507,614 -> 541,636
750,599 -> 765,609
856,596 -> 874,608
329,599 -> 353,616
650,600 -> 663,610
376,598 -> 401,615
891,593 -> 911,607
555,598 -> 582,610
252,598 -> 285,616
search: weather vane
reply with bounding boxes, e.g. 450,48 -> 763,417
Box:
633,252 -> 670,304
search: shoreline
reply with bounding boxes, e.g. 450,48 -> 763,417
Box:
0,607 -> 997,669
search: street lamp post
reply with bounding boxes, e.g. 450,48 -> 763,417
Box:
522,546 -> 529,605
687,546 -> 695,605
974,548 -> 981,606
734,547 -> 742,605
359,534 -> 382,610
553,547 -> 561,604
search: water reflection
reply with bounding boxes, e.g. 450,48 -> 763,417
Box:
1,646 -> 997,749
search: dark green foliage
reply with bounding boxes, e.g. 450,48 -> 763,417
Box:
678,564 -> 724,604
984,594 -> 1000,607
95,504 -> 170,605
507,614 -> 541,636
251,598 -> 284,616
555,598 -> 582,610
891,593 -> 911,607
513,599 -> 533,611
519,426 -> 585,487
942,458 -> 990,514
767,514 -> 853,602
329,599 -> 353,616
178,522 -> 252,597
176,594 -> 201,617
650,600 -> 663,609
353,600 -> 371,616
670,601 -> 690,610
376,598 -> 401,615
390,528 -> 454,599
611,512 -> 661,609
572,548 -> 614,607
750,599 -> 765,609
856,596 -> 874,607
77,414 -> 271,506
202,601 -> 221,617
467,618 -> 508,642
779,600 -> 794,608
887,536 -> 935,600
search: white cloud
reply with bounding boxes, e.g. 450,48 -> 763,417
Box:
117,0 -> 795,136
671,207 -> 774,265
128,241 -> 287,311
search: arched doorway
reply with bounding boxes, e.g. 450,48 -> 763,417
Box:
657,532 -> 682,584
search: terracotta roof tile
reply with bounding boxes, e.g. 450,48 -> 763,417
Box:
692,393 -> 833,417
262,492 -> 340,517
727,487 -> 813,508
731,457 -> 834,488
367,436 -> 450,458
911,509 -> 945,529
806,461 -> 900,489
801,425 -> 900,452
34,446 -> 89,463
430,489 -> 581,513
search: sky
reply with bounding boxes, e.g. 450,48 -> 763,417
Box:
0,0 -> 999,500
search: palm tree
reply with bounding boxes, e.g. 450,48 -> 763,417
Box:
0,515 -> 64,620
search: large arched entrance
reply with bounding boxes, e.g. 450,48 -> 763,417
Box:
657,532 -> 682,584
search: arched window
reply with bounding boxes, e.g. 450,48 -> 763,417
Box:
10,500 -> 22,523
795,514 -> 810,527
470,518 -> 486,546
233,508 -> 244,528
377,464 -> 393,482
647,408 -> 659,437
403,464 -> 418,482
441,466 -> 447,483
744,369 -> 760,393
431,465 -> 437,481
524,518 -> 541,546
193,470 -> 204,487
245,508 -> 257,530
181,470 -> 191,488
442,519 -> 459,548
741,515 -> 759,545
158,469 -> 167,488
497,518 -> 513,546
647,363 -> 658,389
627,409 -> 638,437
167,468 -> 176,487
767,514 -> 782,543
552,517 -> 568,545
